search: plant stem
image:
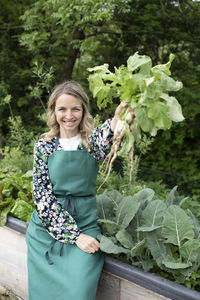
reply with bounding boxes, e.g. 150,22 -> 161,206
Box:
0,190 -> 5,201
8,103 -> 14,118
38,96 -> 47,114
129,144 -> 134,186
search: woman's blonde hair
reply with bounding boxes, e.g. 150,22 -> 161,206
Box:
43,81 -> 94,147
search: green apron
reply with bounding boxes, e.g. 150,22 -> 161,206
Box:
26,142 -> 104,300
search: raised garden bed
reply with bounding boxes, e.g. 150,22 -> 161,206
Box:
0,216 -> 200,300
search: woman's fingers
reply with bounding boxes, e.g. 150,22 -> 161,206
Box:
115,102 -> 135,117
75,233 -> 100,254
114,102 -> 127,116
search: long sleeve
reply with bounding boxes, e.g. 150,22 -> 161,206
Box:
33,139 -> 80,244
87,119 -> 114,161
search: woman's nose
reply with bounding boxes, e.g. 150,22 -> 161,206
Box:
65,109 -> 73,118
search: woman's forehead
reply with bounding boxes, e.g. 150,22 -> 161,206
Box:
56,94 -> 82,107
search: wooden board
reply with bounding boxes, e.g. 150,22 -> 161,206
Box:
0,226 -> 28,300
96,271 -> 171,300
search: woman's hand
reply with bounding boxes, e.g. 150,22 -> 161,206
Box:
111,102 -> 135,132
75,233 -> 100,253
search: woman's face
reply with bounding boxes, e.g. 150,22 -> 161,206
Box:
55,94 -> 83,138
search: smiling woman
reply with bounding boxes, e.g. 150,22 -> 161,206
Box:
25,80 -> 128,300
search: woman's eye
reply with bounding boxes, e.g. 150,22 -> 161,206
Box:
72,108 -> 81,112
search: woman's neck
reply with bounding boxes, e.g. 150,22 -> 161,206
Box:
59,129 -> 79,139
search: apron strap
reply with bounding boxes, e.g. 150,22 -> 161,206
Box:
55,194 -> 77,215
45,239 -> 56,265
45,239 -> 65,265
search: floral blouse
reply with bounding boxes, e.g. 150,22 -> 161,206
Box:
33,119 -> 113,245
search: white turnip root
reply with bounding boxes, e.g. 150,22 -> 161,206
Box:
98,109 -> 135,191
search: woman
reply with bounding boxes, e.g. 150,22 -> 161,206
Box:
26,81 -> 127,300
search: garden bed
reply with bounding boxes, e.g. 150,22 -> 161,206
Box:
1,216 -> 200,300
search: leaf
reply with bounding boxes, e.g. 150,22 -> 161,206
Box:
163,260 -> 192,269
0,202 -> 14,226
135,107 -> 154,133
141,260 -> 154,272
140,200 -> 167,228
116,195 -> 140,229
180,239 -> 200,263
136,188 -> 155,204
115,229 -> 134,249
127,52 -> 152,72
187,209 -> 200,239
10,199 -> 33,222
122,125 -> 135,153
161,205 -> 194,247
161,75 -> 183,92
137,225 -> 162,232
147,231 -> 168,268
130,238 -> 146,257
98,219 -> 120,236
166,186 -> 181,207
18,191 -> 28,202
99,235 -> 129,254
97,189 -> 122,219
88,64 -> 110,73
148,101 -> 172,130
0,198 -> 13,208
105,189 -> 123,205
23,170 -> 33,177
151,53 -> 175,76
161,94 -> 184,122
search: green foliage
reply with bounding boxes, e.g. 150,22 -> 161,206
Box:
0,171 -> 34,225
19,0 -> 130,80
88,52 -> 184,155
0,147 -> 33,174
0,112 -> 35,174
97,187 -> 200,291
28,61 -> 54,114
182,195 -> 200,222
7,116 -> 35,153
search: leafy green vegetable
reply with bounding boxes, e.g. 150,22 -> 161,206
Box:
116,229 -> 134,249
98,235 -> 129,254
0,201 -> 14,226
0,171 -> 34,226
97,186 -> 200,291
10,200 -> 33,222
162,205 -> 194,247
116,195 -> 140,229
88,52 -> 184,154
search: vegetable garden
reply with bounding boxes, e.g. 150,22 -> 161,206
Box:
1,0 -> 200,297
1,53 -> 200,293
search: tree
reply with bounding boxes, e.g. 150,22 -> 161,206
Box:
19,0 -> 130,80
0,0 -> 38,144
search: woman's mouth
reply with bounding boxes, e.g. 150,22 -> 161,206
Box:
63,120 -> 76,126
